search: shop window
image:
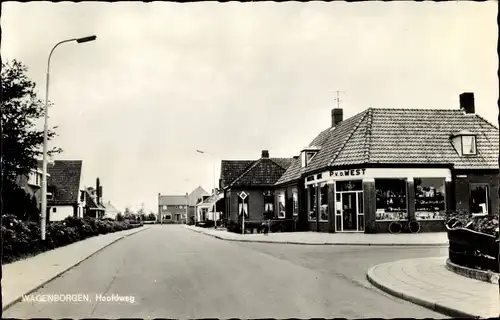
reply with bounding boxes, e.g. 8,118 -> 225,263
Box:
414,178 -> 446,220
277,192 -> 286,219
462,135 -> 477,155
308,185 -> 317,221
470,184 -> 489,215
375,179 -> 408,221
292,190 -> 299,216
319,184 -> 328,221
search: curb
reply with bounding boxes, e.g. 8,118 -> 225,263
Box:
2,226 -> 151,312
366,264 -> 479,319
445,258 -> 500,284
185,227 -> 449,247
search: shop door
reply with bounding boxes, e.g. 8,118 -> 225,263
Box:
341,192 -> 358,231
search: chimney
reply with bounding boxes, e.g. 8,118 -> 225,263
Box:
96,178 -> 100,204
99,186 -> 103,204
332,108 -> 343,127
459,92 -> 475,114
261,150 -> 269,158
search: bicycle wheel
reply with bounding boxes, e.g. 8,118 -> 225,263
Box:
409,220 -> 420,233
389,221 -> 403,234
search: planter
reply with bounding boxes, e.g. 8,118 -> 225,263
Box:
447,226 -> 499,273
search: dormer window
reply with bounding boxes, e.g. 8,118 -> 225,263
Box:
450,131 -> 477,156
461,135 -> 477,155
301,146 -> 321,167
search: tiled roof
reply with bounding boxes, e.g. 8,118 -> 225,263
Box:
302,108 -> 499,173
47,160 -> 82,205
220,160 -> 256,188
270,158 -> 295,170
159,195 -> 187,206
229,158 -> 293,187
275,156 -> 302,185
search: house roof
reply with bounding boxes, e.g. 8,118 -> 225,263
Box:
220,160 -> 256,188
187,186 -> 210,206
303,108 -> 499,175
224,157 -> 294,188
85,188 -> 106,210
197,191 -> 224,208
103,201 -> 119,213
276,107 -> 498,185
47,160 -> 82,205
275,156 -> 302,185
159,195 -> 187,206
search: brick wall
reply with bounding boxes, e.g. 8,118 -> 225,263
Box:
455,172 -> 499,215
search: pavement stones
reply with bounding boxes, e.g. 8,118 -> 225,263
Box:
185,225 -> 449,246
367,256 -> 499,318
2,225 -> 151,311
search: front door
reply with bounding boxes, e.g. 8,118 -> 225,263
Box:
341,192 -> 358,231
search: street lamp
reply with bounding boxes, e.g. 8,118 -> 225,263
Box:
196,149 -> 217,228
41,35 -> 97,240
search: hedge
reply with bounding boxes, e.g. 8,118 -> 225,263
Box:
1,214 -> 143,264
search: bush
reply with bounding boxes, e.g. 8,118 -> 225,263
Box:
447,213 -> 499,237
1,215 -> 144,264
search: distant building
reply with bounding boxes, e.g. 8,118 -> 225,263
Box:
158,194 -> 189,223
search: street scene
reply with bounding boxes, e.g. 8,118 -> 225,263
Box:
1,1 -> 498,319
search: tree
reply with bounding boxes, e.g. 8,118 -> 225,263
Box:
1,60 -> 62,182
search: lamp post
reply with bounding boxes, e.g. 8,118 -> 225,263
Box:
41,35 -> 97,240
196,149 -> 217,228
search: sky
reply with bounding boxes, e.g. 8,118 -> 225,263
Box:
2,1 -> 498,213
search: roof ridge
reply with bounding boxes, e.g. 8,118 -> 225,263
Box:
228,159 -> 261,187
328,110 -> 370,166
363,108 -> 374,163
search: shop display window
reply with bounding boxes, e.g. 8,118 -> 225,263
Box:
375,179 -> 408,221
414,178 -> 446,220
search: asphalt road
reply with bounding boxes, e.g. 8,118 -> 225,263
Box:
4,226 -> 448,319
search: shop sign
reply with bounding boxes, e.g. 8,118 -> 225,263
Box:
330,168 -> 366,177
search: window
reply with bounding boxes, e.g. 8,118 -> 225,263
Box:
52,207 -> 57,212
308,185 -> 317,221
162,205 -> 167,210
319,184 -> 328,221
470,184 -> 489,215
414,178 -> 446,220
292,190 -> 299,216
165,214 -> 172,220
375,179 -> 408,221
264,193 -> 274,218
462,135 -> 477,155
277,192 -> 286,219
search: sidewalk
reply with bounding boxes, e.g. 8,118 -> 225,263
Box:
367,257 -> 499,318
2,225 -> 151,311
185,225 -> 448,246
